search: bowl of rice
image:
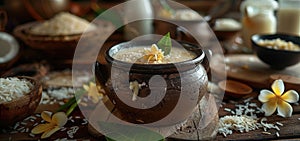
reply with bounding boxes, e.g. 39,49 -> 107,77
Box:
13,12 -> 99,58
0,76 -> 42,127
251,34 -> 300,70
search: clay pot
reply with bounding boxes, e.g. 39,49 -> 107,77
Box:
0,76 -> 42,127
95,40 -> 209,126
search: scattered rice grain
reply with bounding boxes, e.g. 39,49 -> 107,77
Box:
263,127 -> 267,132
275,126 -> 280,131
262,131 -> 271,135
10,131 -> 18,134
67,126 -> 79,138
20,129 -> 26,133
60,127 -> 67,132
20,122 -> 27,126
29,133 -> 35,137
249,103 -> 257,107
33,123 -> 39,127
243,97 -> 254,103
17,127 -> 24,131
13,122 -> 19,130
224,108 -> 231,112
81,119 -> 88,125
276,122 -> 283,126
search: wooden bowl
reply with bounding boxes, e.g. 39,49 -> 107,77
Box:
13,21 -> 100,58
0,76 -> 42,127
13,22 -> 82,57
218,80 -> 252,98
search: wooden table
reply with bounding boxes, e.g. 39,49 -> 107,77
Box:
1,14 -> 300,141
1,60 -> 300,141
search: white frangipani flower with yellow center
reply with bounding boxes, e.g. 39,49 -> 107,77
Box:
258,79 -> 299,117
31,111 -> 68,139
143,44 -> 164,63
83,82 -> 104,104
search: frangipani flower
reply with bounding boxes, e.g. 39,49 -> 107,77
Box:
31,111 -> 68,139
143,44 -> 164,63
83,82 -> 104,103
258,79 -> 299,117
129,81 -> 141,101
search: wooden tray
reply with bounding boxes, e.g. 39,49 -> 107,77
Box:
211,54 -> 300,90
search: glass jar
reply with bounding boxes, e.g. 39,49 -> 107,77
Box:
277,0 -> 300,36
240,0 -> 278,48
124,0 -> 154,40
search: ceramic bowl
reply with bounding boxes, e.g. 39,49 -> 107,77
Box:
251,34 -> 300,70
0,76 -> 42,127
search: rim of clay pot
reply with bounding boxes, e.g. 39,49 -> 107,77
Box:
105,40 -> 205,74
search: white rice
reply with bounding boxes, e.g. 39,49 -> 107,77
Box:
29,12 -> 96,36
0,77 -> 33,103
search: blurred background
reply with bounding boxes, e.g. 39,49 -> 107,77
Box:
0,0 -> 242,32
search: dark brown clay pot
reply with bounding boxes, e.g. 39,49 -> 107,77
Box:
95,40 -> 209,126
0,76 -> 42,127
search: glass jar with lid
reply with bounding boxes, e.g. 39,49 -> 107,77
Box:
277,0 -> 300,36
240,0 -> 278,48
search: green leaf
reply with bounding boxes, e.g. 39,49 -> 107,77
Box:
95,9 -> 123,29
98,121 -> 165,141
56,89 -> 85,113
66,99 -> 81,116
56,97 -> 76,113
159,0 -> 175,16
157,32 -> 172,56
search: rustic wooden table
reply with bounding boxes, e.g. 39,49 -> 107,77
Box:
1,13 -> 299,140
1,53 -> 300,141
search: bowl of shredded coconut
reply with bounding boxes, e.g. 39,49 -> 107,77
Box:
13,12 -> 99,57
0,76 -> 42,127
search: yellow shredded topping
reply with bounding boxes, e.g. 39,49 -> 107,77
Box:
143,44 -> 165,64
258,79 -> 299,117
